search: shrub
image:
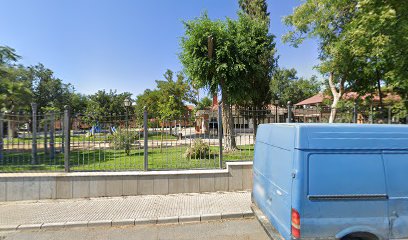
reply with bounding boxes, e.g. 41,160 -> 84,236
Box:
112,130 -> 139,155
184,138 -> 211,159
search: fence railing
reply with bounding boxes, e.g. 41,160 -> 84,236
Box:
0,102 -> 406,172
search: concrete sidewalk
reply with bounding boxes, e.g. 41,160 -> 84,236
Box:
0,191 -> 252,231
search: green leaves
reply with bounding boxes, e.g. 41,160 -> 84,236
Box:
284,0 -> 408,111
135,69 -> 194,121
179,12 -> 276,106
85,90 -> 133,123
270,68 -> 321,106
0,46 -> 20,66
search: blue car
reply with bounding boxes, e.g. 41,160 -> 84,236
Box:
252,123 -> 408,240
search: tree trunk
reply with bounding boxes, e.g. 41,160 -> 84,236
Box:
220,80 -> 237,151
328,72 -> 344,123
160,122 -> 164,153
221,101 -> 237,151
252,106 -> 258,138
376,70 -> 383,109
329,95 -> 340,123
7,120 -> 18,139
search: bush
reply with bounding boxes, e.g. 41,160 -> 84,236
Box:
184,138 -> 211,159
112,130 -> 139,155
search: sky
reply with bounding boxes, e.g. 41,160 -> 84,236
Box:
0,0 -> 320,97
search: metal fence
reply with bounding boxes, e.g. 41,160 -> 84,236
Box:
0,102 -> 406,172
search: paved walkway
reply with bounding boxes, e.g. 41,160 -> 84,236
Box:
0,219 -> 269,240
0,191 -> 252,230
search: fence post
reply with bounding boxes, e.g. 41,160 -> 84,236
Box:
218,104 -> 223,168
143,106 -> 148,171
44,119 -> 48,154
50,111 -> 55,160
287,101 -> 292,123
64,106 -> 70,172
0,112 -> 3,164
31,103 -> 38,165
353,101 -> 358,123
388,107 -> 392,124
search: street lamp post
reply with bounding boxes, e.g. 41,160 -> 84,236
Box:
124,98 -> 132,129
123,98 -> 132,155
274,100 -> 279,123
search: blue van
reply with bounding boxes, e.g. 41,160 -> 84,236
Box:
252,124 -> 408,240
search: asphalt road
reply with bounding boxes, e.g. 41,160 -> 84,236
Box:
0,219 -> 269,240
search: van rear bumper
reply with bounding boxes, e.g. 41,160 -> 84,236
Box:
251,203 -> 285,240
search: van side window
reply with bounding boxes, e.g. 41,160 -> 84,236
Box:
308,153 -> 386,196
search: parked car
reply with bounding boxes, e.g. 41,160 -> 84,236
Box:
252,123 -> 408,240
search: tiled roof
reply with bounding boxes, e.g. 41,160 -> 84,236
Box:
295,92 -> 401,106
295,93 -> 325,106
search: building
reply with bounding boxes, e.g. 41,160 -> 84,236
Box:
294,92 -> 402,123
194,96 -> 287,134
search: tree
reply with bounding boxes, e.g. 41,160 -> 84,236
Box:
155,69 -> 196,121
69,93 -> 89,114
238,0 -> 270,24
85,90 -> 132,124
0,47 -> 32,112
0,46 -> 32,138
180,13 -> 275,150
0,65 -> 32,112
388,0 -> 408,107
135,89 -> 161,119
283,0 -> 407,122
270,68 -> 321,106
237,0 -> 277,135
0,46 -> 20,66
283,0 -> 358,122
196,96 -> 212,110
135,69 -> 195,136
29,63 -> 74,113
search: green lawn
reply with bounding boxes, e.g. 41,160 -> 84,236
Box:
0,145 -> 254,172
141,131 -> 178,140
2,131 -> 177,145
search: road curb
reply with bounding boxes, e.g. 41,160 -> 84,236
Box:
112,219 -> 135,226
157,216 -> 179,224
0,211 -> 254,232
17,223 -> 43,230
179,215 -> 200,223
221,212 -> 243,219
87,220 -> 112,227
65,221 -> 89,228
0,225 -> 19,231
200,213 -> 221,221
41,222 -> 66,229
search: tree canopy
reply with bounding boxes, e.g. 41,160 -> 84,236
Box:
283,0 -> 408,122
196,96 -> 212,110
135,69 -> 195,121
85,90 -> 133,121
180,11 -> 276,150
270,68 -> 321,106
29,63 -> 74,113
239,0 -> 270,25
0,47 -> 32,112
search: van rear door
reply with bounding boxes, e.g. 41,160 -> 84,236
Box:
383,152 -> 408,239
253,141 -> 294,239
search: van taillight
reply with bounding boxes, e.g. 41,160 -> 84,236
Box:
291,208 -> 300,239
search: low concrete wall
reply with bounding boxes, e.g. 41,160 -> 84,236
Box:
0,162 -> 253,202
